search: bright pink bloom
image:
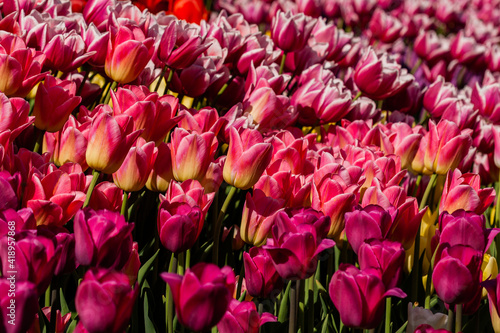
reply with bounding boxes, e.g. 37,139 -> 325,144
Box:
368,8 -> 402,43
471,83 -> 500,124
312,20 -> 354,63
450,31 -> 485,66
161,263 -> 236,332
112,138 -> 155,192
32,75 -> 82,132
329,264 -> 406,329
161,179 -> 215,216
439,169 -> 495,215
0,93 -> 33,139
105,24 -> 154,84
88,181 -> 123,212
414,324 -> 452,333
414,30 -> 450,65
0,279 -> 38,333
170,127 -> 217,182
42,31 -> 95,73
243,246 -> 283,298
217,299 -> 277,333
85,108 -> 142,174
75,268 -> 138,333
74,208 -> 134,269
223,127 -> 273,190
146,143 -> 173,192
271,11 -> 316,53
353,48 -> 413,100
263,209 -> 335,280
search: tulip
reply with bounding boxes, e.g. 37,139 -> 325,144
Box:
0,93 -> 33,139
353,47 -> 413,100
170,127 -> 217,182
157,201 -> 203,253
0,208 -> 35,238
162,179 -> 215,216
433,245 -> 483,305
105,24 -> 154,84
161,263 -> 236,332
312,20 -> 354,63
217,299 -> 277,333
414,324 -> 452,333
0,279 -> 38,333
75,268 -> 138,333
471,82 -> 500,124
32,75 -> 82,132
85,108 -> 142,174
0,232 -> 62,296
240,189 -> 285,246
243,246 -> 283,298
483,277 -> 500,333
413,30 -> 450,65
450,31 -> 485,66
412,119 -> 472,175
407,303 -> 448,333
439,169 -> 496,215
146,143 -> 173,192
112,138 -> 155,192
358,239 -> 405,289
329,264 -> 406,329
30,307 -> 72,333
223,127 -> 273,190
263,209 -> 335,280
271,11 -> 316,53
87,181 -> 123,212
368,8 -> 402,43
74,208 -> 134,269
42,31 -> 95,73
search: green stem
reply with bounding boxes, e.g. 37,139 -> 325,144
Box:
177,251 -> 185,276
103,81 -> 118,105
411,58 -> 422,75
420,174 -> 438,210
166,253 -> 177,333
447,307 -> 454,332
289,281 -> 297,333
163,69 -> 174,96
212,186 -> 237,265
185,249 -> 190,270
385,297 -> 391,333
413,174 -> 422,198
121,191 -> 128,220
279,52 -> 287,75
353,91 -> 362,101
298,279 -> 304,332
33,127 -> 44,154
154,67 -> 167,93
455,304 -> 462,333
45,284 -> 51,308
307,275 -> 314,333
83,169 -> 100,208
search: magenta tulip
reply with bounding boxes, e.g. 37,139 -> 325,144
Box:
217,299 -> 277,333
161,263 -> 236,332
271,11 -> 316,53
0,279 -> 38,333
243,246 -> 283,298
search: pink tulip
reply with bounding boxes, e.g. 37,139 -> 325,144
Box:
312,20 -> 354,63
217,299 -> 277,333
414,324 -> 452,333
75,268 -> 138,333
87,181 -> 123,212
471,82 -> 500,124
263,209 -> 335,280
223,127 -> 273,190
105,24 -> 154,84
85,108 -> 142,174
74,208 -> 134,269
368,8 -> 402,43
353,47 -> 413,100
243,246 -> 283,298
0,232 -> 62,296
271,11 -> 316,53
82,0 -> 115,31
0,208 -> 35,238
162,179 -> 215,216
146,143 -> 174,192
329,264 -> 406,329
32,75 -> 82,132
0,93 -> 33,140
482,278 -> 500,333
42,31 -> 95,73
439,169 -> 495,215
0,279 -> 38,333
23,166 -> 86,227
161,263 -> 236,332
112,138 -> 155,192
0,34 -> 47,97
450,31 -> 485,66
414,30 -> 450,65
170,127 -> 218,182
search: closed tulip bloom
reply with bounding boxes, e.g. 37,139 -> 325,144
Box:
414,30 -> 450,65
271,11 -> 316,53
217,299 -> 277,333
368,8 -> 402,43
74,208 -> 134,269
113,138 -> 155,192
32,75 -> 82,132
105,24 -> 154,84
0,279 -> 38,333
353,48 -> 413,100
223,127 -> 273,190
170,127 -> 217,182
439,169 -> 495,215
483,278 -> 500,333
423,76 -> 457,119
75,268 -> 138,333
157,201 -> 203,253
146,142 -> 174,192
433,245 -> 483,305
358,239 -> 405,289
86,109 -> 142,174
263,209 -> 335,280
471,83 -> 500,124
42,31 -> 95,73
329,264 -> 406,329
243,246 -> 283,298
161,263 -> 236,332
88,182 -> 123,212
0,93 -> 33,139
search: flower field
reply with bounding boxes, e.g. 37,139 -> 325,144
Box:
1,0 -> 500,332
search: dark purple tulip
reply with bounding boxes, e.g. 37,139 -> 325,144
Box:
161,263 -> 236,332
74,208 -> 134,270
75,268 -> 138,333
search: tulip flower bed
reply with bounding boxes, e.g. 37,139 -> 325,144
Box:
3,0 -> 500,332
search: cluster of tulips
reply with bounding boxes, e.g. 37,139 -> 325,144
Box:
3,0 -> 500,332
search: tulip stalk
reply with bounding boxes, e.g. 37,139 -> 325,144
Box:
83,169 -> 100,208
121,191 -> 128,220
385,297 -> 391,333
279,52 -> 287,75
213,186 -> 237,265
103,81 -> 118,105
166,252 -> 177,333
455,304 -> 462,333
289,281 -> 297,333
33,127 -> 44,154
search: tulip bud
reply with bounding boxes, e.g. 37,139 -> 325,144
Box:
243,246 -> 283,298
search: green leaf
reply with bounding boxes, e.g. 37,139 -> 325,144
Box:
138,249 -> 160,287
60,288 -> 69,316
278,280 -> 292,323
142,280 -> 158,333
